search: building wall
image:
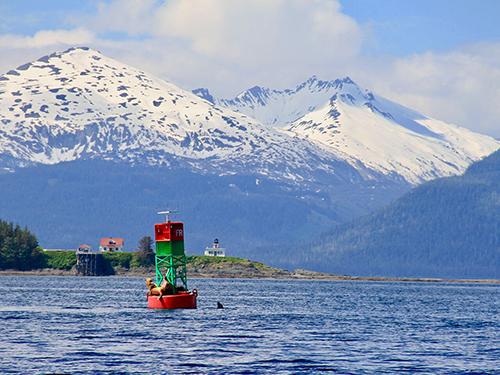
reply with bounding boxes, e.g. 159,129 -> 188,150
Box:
204,248 -> 226,257
99,245 -> 123,252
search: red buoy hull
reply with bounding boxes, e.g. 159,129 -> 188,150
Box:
147,290 -> 197,309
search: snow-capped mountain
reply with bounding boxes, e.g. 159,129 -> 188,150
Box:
0,47 -> 367,186
2,47 -> 498,256
1,46 -> 498,189
195,77 -> 500,185
0,48 -> 411,253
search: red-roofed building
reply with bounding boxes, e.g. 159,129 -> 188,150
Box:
77,244 -> 93,253
99,237 -> 124,252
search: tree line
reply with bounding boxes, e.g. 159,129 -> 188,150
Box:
0,219 -> 156,271
0,219 -> 44,270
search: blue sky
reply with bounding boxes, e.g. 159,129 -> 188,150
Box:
2,1 -> 499,55
342,0 -> 500,55
1,0 -> 500,137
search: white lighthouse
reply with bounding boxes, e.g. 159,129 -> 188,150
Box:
204,238 -> 226,257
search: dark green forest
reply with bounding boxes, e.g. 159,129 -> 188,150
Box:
247,150 -> 500,279
0,219 -> 44,270
5,149 -> 500,279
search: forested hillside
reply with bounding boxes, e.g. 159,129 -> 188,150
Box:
248,150 -> 500,279
0,159 -> 396,254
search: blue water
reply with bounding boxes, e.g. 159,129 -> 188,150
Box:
1,277 -> 500,374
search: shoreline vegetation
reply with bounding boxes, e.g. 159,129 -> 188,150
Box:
0,221 -> 498,284
0,254 -> 499,284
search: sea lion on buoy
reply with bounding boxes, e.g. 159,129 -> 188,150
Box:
145,278 -> 174,299
145,278 -> 157,290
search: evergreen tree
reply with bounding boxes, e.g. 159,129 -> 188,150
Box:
132,235 -> 155,267
0,219 -> 44,270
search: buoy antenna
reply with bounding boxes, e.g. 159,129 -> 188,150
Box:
158,210 -> 178,223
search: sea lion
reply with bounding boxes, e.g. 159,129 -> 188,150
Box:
145,278 -> 157,290
145,278 -> 174,299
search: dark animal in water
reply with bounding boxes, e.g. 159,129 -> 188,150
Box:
217,302 -> 224,309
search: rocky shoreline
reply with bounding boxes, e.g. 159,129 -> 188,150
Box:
1,265 -> 499,284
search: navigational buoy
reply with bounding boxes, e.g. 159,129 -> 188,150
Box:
147,210 -> 197,309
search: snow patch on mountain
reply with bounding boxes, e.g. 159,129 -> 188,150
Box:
199,76 -> 500,185
1,47 -> 497,187
0,47 -> 362,184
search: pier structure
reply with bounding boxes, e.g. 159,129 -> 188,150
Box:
76,245 -> 104,276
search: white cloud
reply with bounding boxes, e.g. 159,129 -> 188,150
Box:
79,0 -> 363,67
0,0 -> 365,92
0,28 -> 94,48
355,43 -> 500,137
41,0 -> 364,98
82,0 -> 158,36
0,28 -> 96,75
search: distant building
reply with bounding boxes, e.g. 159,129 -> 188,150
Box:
204,238 -> 226,257
76,244 -> 93,254
99,237 -> 124,252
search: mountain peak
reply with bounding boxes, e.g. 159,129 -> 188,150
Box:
2,48 -> 499,188
295,76 -> 356,93
9,47 -> 95,72
38,46 -> 92,60
192,88 -> 215,104
0,48 -> 362,186
195,76 -> 500,185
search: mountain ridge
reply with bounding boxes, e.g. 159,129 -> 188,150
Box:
1,46 -> 499,268
244,149 -> 500,279
1,46 -> 498,187
195,76 -> 499,185
0,47 -> 402,191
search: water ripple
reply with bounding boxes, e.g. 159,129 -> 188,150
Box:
1,277 -> 500,374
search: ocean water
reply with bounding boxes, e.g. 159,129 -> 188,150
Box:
1,276 -> 500,374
